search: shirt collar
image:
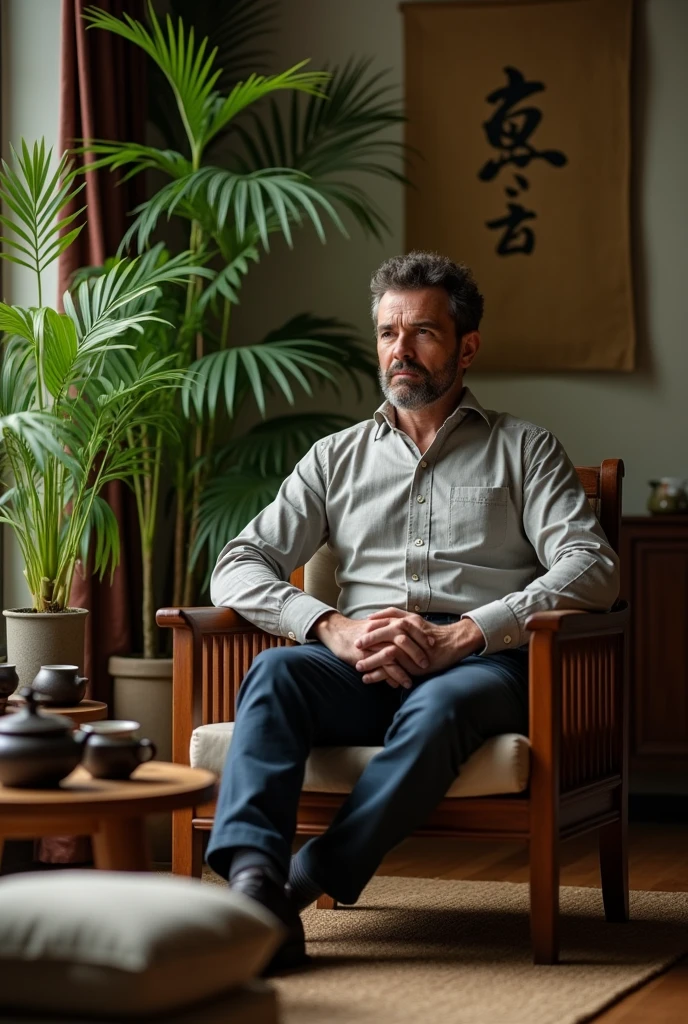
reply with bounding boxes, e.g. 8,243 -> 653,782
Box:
373,386 -> 490,440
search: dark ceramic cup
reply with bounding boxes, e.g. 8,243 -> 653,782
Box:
0,664 -> 19,716
81,721 -> 156,780
31,665 -> 88,707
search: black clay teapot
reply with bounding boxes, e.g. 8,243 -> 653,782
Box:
31,665 -> 88,707
0,688 -> 86,788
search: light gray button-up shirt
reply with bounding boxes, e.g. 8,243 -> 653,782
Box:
210,387 -> 620,654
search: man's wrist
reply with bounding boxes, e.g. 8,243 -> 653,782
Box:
447,616 -> 485,655
309,610 -> 344,641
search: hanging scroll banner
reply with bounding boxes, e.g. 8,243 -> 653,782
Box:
403,0 -> 635,371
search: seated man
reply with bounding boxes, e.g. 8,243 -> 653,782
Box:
207,251 -> 619,970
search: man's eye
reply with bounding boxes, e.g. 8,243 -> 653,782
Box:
418,329 -> 428,336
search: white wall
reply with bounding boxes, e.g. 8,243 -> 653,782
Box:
1,0 -> 62,609
230,0 -> 688,516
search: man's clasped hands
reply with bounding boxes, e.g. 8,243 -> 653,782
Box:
312,608 -> 484,688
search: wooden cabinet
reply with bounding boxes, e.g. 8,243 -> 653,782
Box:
620,516 -> 688,792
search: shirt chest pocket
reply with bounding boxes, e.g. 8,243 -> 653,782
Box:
449,485 -> 509,550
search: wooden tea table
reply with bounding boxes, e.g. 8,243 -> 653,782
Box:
0,762 -> 216,871
6,698 -> 108,724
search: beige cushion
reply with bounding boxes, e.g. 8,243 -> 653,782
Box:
304,543 -> 341,606
191,722 -> 530,797
0,872 -> 282,1019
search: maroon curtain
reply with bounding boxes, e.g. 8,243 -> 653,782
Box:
41,0 -> 147,866
58,0 -> 147,708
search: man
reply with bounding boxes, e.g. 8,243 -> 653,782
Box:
208,251 -> 619,970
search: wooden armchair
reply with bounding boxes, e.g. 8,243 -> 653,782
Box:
158,459 -> 629,964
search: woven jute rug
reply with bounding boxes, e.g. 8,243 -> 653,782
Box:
262,875 -> 688,1024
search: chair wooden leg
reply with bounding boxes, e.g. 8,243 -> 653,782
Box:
599,816 -> 629,922
529,838 -> 560,964
172,808 -> 202,877
316,894 -> 337,909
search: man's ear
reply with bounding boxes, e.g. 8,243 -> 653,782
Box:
459,331 -> 481,370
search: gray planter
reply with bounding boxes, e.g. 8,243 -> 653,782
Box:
3,608 -> 88,695
109,655 -> 173,864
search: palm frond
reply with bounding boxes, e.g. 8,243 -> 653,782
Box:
78,494 -> 121,582
196,244 -> 260,312
232,59 -> 409,239
121,166 -> 347,252
215,412 -> 354,476
0,141 -> 85,283
74,140 -> 191,182
190,467 -> 284,573
85,3 -> 328,160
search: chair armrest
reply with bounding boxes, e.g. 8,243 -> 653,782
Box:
526,600 -> 629,636
156,606 -> 263,634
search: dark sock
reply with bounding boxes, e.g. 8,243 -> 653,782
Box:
288,849 -> 323,911
229,847 -> 285,888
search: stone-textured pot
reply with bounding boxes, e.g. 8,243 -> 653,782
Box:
109,655 -> 172,862
3,609 -> 88,695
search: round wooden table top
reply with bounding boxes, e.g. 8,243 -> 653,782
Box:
0,761 -> 217,818
5,699 -> 108,724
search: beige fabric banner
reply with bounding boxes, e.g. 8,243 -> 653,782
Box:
404,0 -> 635,371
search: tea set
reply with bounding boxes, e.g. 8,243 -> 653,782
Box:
0,664 -> 156,789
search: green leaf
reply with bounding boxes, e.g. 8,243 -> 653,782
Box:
216,412 -> 354,476
0,142 -> 85,279
191,467 -> 284,573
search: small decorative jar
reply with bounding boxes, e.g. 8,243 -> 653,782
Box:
647,477 -> 688,514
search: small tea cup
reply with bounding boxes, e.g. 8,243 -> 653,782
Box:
81,720 -> 156,780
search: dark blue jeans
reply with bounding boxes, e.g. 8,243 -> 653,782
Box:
207,617 -> 528,903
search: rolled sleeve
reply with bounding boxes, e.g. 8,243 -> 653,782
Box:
463,601 -> 523,654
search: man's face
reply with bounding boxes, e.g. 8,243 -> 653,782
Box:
376,287 -> 463,410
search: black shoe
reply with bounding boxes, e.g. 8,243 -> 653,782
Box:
229,867 -> 309,974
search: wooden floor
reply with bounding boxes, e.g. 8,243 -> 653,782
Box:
370,822 -> 688,1023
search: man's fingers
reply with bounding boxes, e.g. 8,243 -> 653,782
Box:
356,644 -> 423,675
362,664 -> 411,689
356,622 -> 435,653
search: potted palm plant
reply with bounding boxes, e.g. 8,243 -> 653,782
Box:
0,139 -> 204,692
80,3 -> 404,736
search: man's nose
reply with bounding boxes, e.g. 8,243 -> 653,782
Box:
391,329 -> 415,361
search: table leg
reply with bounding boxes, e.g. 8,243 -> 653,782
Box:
92,817 -> 151,871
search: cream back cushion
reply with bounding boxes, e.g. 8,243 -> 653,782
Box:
304,544 -> 341,606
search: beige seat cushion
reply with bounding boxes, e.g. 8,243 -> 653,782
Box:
191,722 -> 530,797
0,872 -> 282,1019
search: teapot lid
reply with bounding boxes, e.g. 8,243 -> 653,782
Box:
0,689 -> 75,736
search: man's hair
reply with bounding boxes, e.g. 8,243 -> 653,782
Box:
370,251 -> 484,339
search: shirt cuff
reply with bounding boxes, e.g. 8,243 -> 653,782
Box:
279,591 -> 335,645
462,600 -> 523,655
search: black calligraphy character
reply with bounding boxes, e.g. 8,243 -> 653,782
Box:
485,202 -> 537,256
479,67 -> 568,182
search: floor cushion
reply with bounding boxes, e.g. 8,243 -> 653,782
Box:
0,871 -> 282,1019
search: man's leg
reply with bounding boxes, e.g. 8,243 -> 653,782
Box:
206,642 -> 399,881
295,649 -> 529,904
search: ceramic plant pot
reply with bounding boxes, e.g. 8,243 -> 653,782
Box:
3,608 -> 88,695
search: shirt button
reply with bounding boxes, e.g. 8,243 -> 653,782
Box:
411,573 -> 420,581
416,495 -> 425,504
420,460 -> 428,468
504,635 -> 512,644
414,538 -> 424,546
414,605 -> 421,612
288,631 -> 296,640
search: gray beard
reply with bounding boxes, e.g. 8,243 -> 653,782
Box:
378,349 -> 460,410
